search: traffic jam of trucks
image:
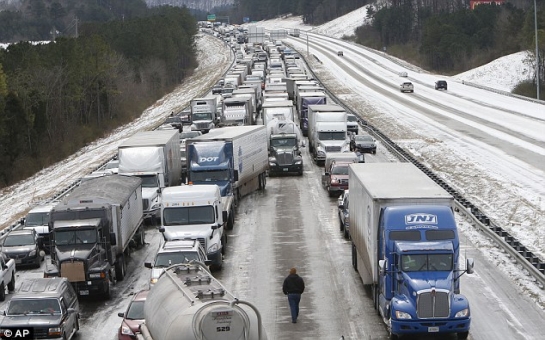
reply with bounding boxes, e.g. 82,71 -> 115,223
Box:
0,27 -> 477,340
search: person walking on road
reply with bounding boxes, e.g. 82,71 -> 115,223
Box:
282,267 -> 305,323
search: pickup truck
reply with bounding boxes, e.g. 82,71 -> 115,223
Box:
0,252 -> 16,301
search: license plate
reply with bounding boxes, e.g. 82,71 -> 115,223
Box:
428,327 -> 439,333
283,168 -> 288,172
14,258 -> 22,264
79,290 -> 89,296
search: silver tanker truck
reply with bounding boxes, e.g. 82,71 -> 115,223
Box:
137,262 -> 267,340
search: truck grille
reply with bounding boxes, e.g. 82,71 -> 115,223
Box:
276,152 -> 294,166
417,290 -> 450,318
33,328 -> 50,338
142,199 -> 149,211
61,261 -> 86,282
195,238 -> 205,250
196,122 -> 209,129
325,146 -> 341,152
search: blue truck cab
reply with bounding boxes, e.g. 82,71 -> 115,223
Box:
186,141 -> 237,198
377,205 -> 473,339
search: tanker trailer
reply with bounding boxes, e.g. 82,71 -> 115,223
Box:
138,262 -> 267,340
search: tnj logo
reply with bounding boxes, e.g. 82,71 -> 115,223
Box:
405,213 -> 437,224
200,157 -> 219,162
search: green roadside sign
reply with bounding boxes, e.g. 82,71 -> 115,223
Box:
207,14 -> 216,22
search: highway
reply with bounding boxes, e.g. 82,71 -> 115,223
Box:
1,32 -> 544,340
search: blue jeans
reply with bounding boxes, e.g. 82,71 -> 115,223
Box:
288,293 -> 301,322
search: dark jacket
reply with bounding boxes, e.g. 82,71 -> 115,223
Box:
283,274 -> 305,295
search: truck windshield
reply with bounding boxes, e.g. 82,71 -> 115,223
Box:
54,229 -> 97,245
137,175 -> 159,188
190,170 -> 230,182
192,112 -> 213,121
401,254 -> 453,272
318,132 -> 346,141
271,138 -> 296,147
154,252 -> 200,267
8,298 -> 62,315
163,206 -> 215,225
25,212 -> 50,226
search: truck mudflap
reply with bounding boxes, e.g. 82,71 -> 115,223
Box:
390,317 -> 470,337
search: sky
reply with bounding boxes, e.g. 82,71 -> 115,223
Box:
1,4 -> 545,309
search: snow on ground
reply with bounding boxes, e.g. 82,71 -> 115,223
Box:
0,33 -> 231,225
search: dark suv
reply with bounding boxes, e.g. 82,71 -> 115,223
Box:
1,229 -> 44,268
1,278 -> 80,340
435,80 -> 448,90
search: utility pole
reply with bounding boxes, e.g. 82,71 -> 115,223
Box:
535,0 -> 540,100
75,17 -> 78,38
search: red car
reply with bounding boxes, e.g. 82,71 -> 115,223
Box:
117,290 -> 149,340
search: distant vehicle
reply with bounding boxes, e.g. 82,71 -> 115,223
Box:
211,84 -> 223,95
179,130 -> 202,142
337,51 -> 343,56
400,81 -> 414,93
104,159 -> 119,174
1,229 -> 44,268
164,116 -> 184,132
337,190 -> 350,239
435,80 -> 448,90
399,71 -> 408,77
350,134 -> 377,154
117,290 -> 149,340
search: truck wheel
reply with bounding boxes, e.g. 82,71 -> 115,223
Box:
7,274 -> 15,292
262,173 -> 266,189
115,255 -> 126,281
103,283 -> 111,299
388,325 -> 399,340
343,227 -> 349,240
227,210 -> 235,230
351,243 -> 358,272
0,283 -> 5,301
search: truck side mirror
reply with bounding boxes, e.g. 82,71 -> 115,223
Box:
157,188 -> 161,194
378,259 -> 386,275
144,262 -> 153,269
110,232 -> 117,246
325,172 -> 330,177
466,258 -> 475,274
233,170 -> 239,182
158,227 -> 165,233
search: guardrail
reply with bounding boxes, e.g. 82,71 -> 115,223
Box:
290,41 -> 545,287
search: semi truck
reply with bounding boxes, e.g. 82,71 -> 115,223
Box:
136,262 -> 267,340
266,118 -> 304,176
118,130 -> 181,224
190,97 -> 218,133
159,185 -> 226,269
45,175 -> 145,298
307,105 -> 349,164
220,97 -> 252,126
349,163 -> 474,340
296,91 -> 327,136
262,100 -> 295,126
186,126 -> 268,230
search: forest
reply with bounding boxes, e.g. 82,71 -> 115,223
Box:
0,3 -> 198,187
